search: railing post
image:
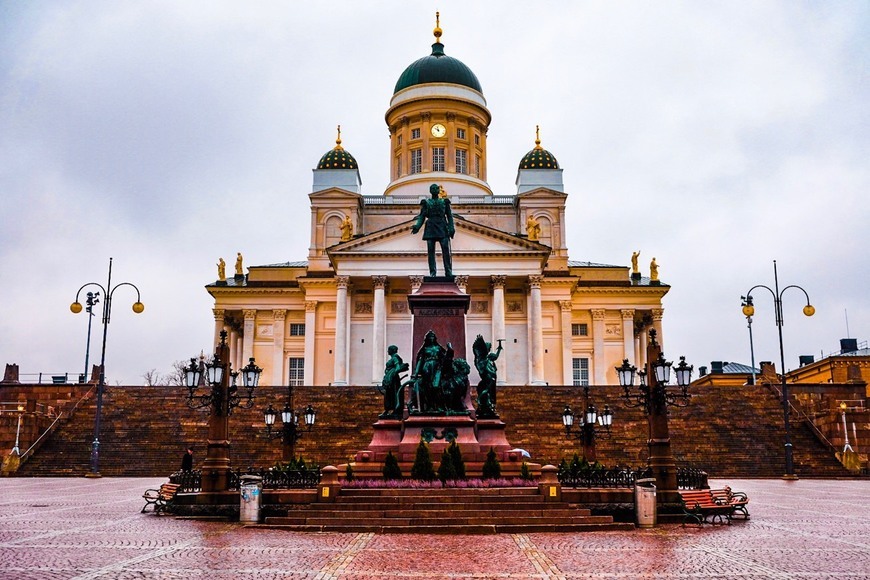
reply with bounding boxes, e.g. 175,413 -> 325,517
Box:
538,464 -> 562,502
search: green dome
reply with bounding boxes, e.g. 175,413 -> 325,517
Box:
394,42 -> 483,94
519,146 -> 559,170
317,147 -> 358,170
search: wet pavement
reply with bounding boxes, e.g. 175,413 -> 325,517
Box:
0,477 -> 867,579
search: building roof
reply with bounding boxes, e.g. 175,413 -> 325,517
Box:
394,42 -> 482,94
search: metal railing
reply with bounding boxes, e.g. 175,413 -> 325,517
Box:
15,372 -> 90,385
558,466 -> 652,488
227,467 -> 321,490
19,385 -> 96,464
765,381 -> 838,452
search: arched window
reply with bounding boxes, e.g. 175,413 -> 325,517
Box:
538,215 -> 552,247
325,215 -> 342,247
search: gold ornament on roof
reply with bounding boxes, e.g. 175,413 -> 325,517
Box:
433,11 -> 442,42
650,257 -> 659,281
340,214 -> 354,242
526,215 -> 541,241
217,258 -> 226,281
334,125 -> 343,150
535,125 -> 542,150
235,252 -> 244,276
438,185 -> 448,199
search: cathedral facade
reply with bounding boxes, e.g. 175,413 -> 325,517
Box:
206,19 -> 668,389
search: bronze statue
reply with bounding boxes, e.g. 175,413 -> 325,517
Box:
217,258 -> 226,281
235,252 -> 244,276
408,330 -> 470,415
631,251 -> 640,274
526,215 -> 541,241
379,345 -> 409,419
473,334 -> 503,418
650,257 -> 659,281
411,183 -> 455,277
340,214 -> 353,242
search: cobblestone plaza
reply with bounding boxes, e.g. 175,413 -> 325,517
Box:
1,477 -> 867,579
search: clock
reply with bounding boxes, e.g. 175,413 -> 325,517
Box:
430,123 -> 446,138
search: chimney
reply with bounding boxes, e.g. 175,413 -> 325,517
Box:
799,355 -> 815,367
840,338 -> 858,354
699,366 -> 708,377
711,361 -> 724,374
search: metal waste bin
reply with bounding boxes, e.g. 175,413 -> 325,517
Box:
239,475 -> 263,523
635,477 -> 656,528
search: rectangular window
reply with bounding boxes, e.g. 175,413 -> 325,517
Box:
289,323 -> 305,336
396,154 -> 402,178
474,134 -> 480,145
397,134 -> 402,146
411,128 -> 421,139
432,147 -> 445,171
455,148 -> 467,174
475,154 -> 481,178
572,323 -> 588,336
456,128 -> 466,139
573,358 -> 590,386
288,358 -> 304,386
410,149 -> 422,174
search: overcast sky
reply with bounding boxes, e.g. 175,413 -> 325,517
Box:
1,1 -> 867,385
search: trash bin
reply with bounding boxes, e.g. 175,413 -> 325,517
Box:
239,475 -> 263,523
635,477 -> 656,528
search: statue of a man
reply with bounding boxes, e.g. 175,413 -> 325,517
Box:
380,345 -> 409,419
217,258 -> 226,281
411,184 -> 455,277
631,251 -> 640,274
650,257 -> 659,281
526,215 -> 541,241
473,335 -> 502,418
235,252 -> 244,276
340,214 -> 353,242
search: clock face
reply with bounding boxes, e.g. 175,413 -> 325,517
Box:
431,123 -> 446,138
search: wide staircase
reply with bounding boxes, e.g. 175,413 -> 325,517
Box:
263,487 -> 633,533
16,383 -> 853,478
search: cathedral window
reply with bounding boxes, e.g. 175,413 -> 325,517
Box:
432,147 -> 445,171
411,128 -> 421,139
456,128 -> 466,140
289,323 -> 305,336
572,358 -> 590,386
572,323 -> 588,336
474,134 -> 480,145
397,134 -> 402,146
288,358 -> 304,386
455,148 -> 467,174
396,154 -> 402,178
475,154 -> 481,177
410,149 -> 422,174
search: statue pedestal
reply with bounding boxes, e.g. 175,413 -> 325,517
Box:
409,277 -> 471,363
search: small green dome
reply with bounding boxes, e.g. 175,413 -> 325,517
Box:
518,126 -> 559,169
394,42 -> 483,94
317,126 -> 358,170
519,147 -> 559,170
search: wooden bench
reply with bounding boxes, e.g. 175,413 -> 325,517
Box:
679,489 -> 734,526
142,483 -> 180,514
710,486 -> 750,519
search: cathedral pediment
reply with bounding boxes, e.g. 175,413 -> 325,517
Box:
327,217 -> 550,276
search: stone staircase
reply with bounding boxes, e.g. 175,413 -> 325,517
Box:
15,383 -> 853,478
263,487 -> 633,533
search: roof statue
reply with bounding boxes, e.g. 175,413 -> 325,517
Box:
217,258 -> 226,282
340,214 -> 353,242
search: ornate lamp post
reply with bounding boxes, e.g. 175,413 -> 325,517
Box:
561,385 -> 612,463
264,386 -> 316,461
183,330 -> 261,492
615,329 -> 693,493
70,258 -> 144,477
742,260 -> 814,479
81,291 -> 100,383
740,295 -> 757,385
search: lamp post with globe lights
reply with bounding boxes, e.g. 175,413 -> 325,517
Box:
70,258 -> 144,477
561,385 -> 613,463
263,386 -> 317,462
742,260 -> 815,479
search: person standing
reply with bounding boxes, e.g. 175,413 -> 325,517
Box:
181,447 -> 194,472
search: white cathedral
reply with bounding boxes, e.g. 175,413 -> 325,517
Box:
207,18 -> 668,390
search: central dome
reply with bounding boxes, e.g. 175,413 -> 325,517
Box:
394,41 -> 483,94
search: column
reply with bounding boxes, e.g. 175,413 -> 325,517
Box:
455,275 -> 468,294
212,309 -> 225,350
272,310 -> 286,387
591,309 -> 607,385
242,310 -> 256,369
372,275 -> 387,384
409,275 -> 424,294
333,276 -> 349,386
652,308 -> 664,352
560,300 -> 573,386
621,309 -> 636,370
304,301 -> 317,386
491,276 -> 506,385
528,275 -> 546,386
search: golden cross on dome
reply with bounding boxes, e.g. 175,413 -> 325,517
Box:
434,11 -> 442,42
335,125 -> 343,150
535,125 -> 542,149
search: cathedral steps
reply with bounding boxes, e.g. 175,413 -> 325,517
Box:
16,383 -> 852,478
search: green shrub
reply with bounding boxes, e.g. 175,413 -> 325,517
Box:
383,451 -> 402,480
520,461 -> 532,480
447,441 -> 466,479
345,463 -> 355,481
437,448 -> 458,482
410,438 -> 436,481
482,447 -> 501,479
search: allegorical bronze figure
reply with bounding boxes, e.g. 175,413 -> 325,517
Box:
473,334 -> 503,418
379,345 -> 409,420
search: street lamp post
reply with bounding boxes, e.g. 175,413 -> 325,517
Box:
183,330 -> 262,492
742,260 -> 814,480
264,385 -> 316,461
740,295 -> 757,385
82,291 -> 100,383
70,258 -> 144,477
615,329 -> 693,493
561,385 -> 612,463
